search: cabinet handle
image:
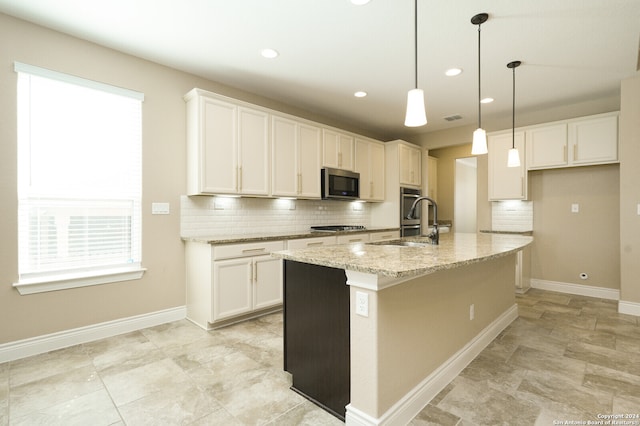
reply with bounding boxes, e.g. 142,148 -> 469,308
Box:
298,173 -> 302,194
563,145 -> 567,162
573,144 -> 577,161
521,177 -> 524,197
253,262 -> 257,282
370,181 -> 373,198
239,166 -> 242,191
338,152 -> 342,167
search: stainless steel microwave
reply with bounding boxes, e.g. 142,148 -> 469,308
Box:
321,168 -> 360,200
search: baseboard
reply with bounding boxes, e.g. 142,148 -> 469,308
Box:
530,279 -> 620,301
0,306 -> 186,363
345,304 -> 519,426
618,300 -> 640,317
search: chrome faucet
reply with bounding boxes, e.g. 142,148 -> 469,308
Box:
406,196 -> 439,245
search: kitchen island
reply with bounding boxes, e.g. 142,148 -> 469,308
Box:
273,232 -> 533,426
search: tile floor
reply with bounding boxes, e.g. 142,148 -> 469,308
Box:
1,289 -> 639,425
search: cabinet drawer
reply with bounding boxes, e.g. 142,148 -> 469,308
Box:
287,236 -> 336,250
369,231 -> 400,242
336,234 -> 369,244
213,240 -> 284,260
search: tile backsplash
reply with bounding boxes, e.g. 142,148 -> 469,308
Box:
181,196 -> 370,238
491,200 -> 533,232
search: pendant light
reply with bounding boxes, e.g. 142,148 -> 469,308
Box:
470,13 -> 488,155
507,61 -> 522,167
404,0 -> 427,127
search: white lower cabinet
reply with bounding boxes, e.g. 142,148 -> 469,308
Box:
369,230 -> 400,242
336,234 -> 370,244
186,240 -> 284,329
212,253 -> 282,321
287,236 -> 336,249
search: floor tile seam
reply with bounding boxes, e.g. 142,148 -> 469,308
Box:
264,400 -> 311,425
92,365 -> 126,425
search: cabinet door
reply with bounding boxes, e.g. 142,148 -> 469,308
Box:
212,258 -> 253,321
525,124 -> 567,169
427,156 -> 438,199
354,139 -> 372,199
338,133 -> 354,170
271,116 -> 298,197
298,124 -> 322,198
322,129 -> 340,169
399,144 -> 422,186
253,255 -> 283,310
238,107 -> 270,195
569,115 -> 618,165
488,132 -> 527,200
323,129 -> 354,170
201,97 -> 238,194
369,141 -> 385,201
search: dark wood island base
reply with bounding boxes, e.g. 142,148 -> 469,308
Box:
283,260 -> 350,420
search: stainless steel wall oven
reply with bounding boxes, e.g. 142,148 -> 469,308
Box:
400,187 -> 421,237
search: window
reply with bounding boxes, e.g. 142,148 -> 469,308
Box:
14,62 -> 145,294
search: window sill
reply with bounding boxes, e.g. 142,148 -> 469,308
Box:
13,267 -> 147,295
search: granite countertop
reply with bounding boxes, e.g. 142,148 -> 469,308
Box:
182,227 -> 400,245
272,232 -> 533,279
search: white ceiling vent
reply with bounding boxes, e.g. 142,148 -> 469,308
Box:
444,114 -> 463,122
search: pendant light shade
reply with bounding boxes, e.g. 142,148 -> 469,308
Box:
471,13 -> 488,155
405,0 -> 427,127
507,60 -> 522,167
405,88 -> 427,127
471,128 -> 487,155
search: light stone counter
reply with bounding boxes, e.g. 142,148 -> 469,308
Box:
272,232 -> 533,279
181,227 -> 398,245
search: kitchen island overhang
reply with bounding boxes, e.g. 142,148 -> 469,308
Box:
273,232 -> 533,426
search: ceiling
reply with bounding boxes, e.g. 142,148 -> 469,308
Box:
1,0 -> 639,142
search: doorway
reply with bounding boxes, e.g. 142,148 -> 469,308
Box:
454,157 -> 477,233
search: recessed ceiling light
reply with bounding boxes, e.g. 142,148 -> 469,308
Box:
445,68 -> 463,76
260,48 -> 279,59
481,97 -> 494,104
354,91 -> 367,98
351,0 -> 371,5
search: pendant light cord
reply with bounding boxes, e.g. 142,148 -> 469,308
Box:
414,0 -> 418,89
477,23 -> 482,129
512,65 -> 516,149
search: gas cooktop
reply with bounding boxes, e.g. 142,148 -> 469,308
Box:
310,225 -> 366,232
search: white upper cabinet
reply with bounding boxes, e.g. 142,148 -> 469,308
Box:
298,124 -> 323,198
238,107 -> 270,195
272,115 -> 321,198
185,89 -> 270,196
193,96 -> 237,194
355,137 -> 385,201
526,112 -> 618,170
399,143 -> 422,187
488,131 -> 527,200
568,114 -> 618,165
525,124 -> 568,169
323,129 -> 354,170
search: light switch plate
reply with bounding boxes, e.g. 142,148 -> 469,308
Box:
151,202 -> 170,215
571,203 -> 579,213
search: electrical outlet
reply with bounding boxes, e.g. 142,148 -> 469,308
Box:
355,291 -> 369,317
571,203 -> 579,213
469,304 -> 475,321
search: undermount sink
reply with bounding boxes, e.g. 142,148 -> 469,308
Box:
368,239 -> 433,247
